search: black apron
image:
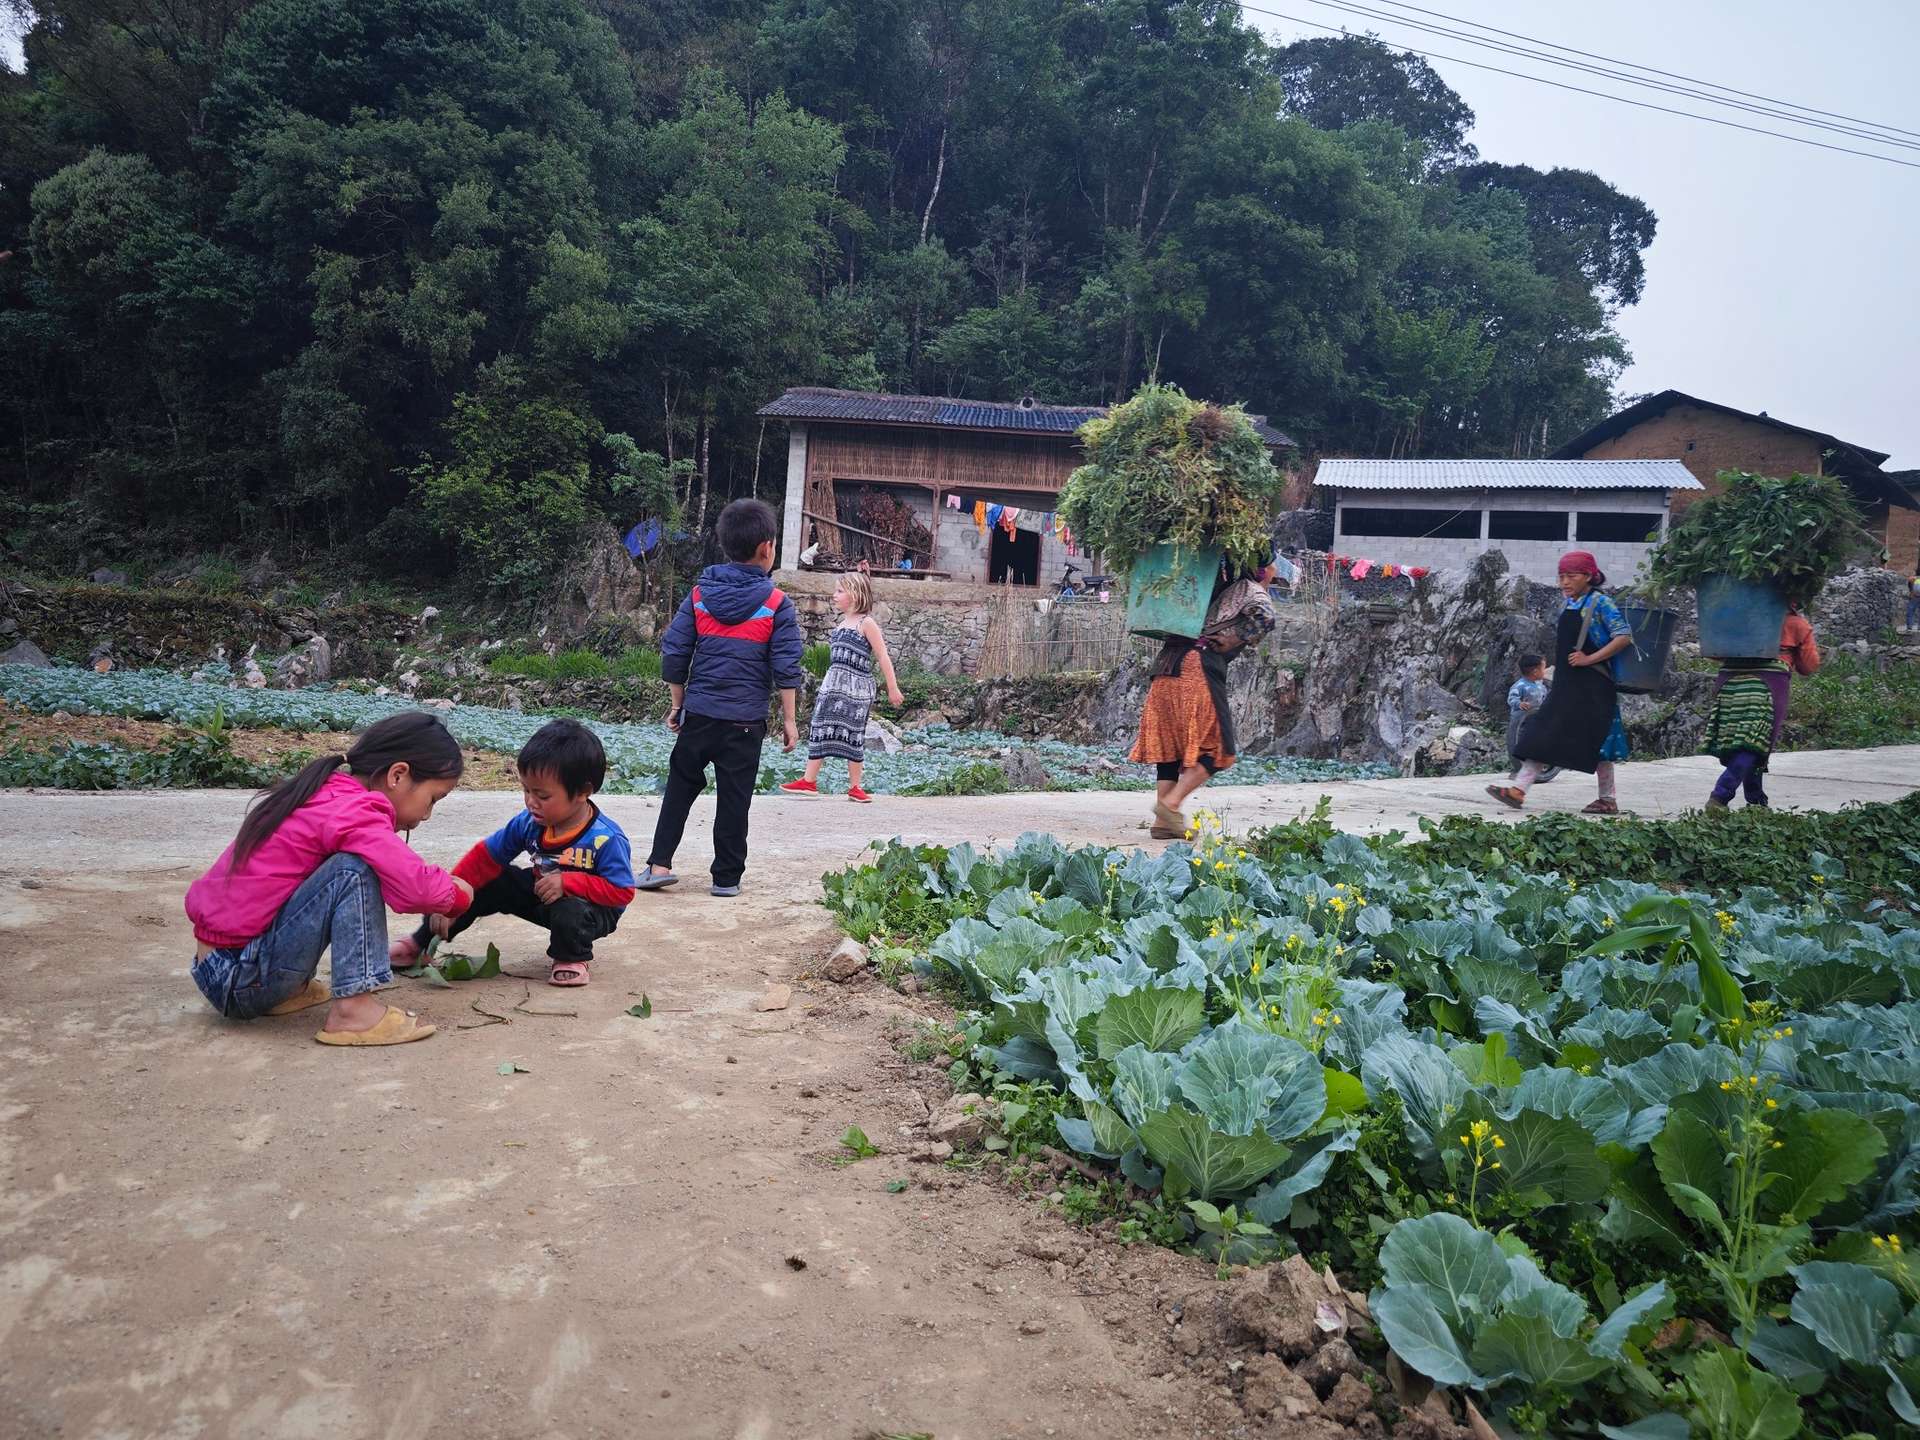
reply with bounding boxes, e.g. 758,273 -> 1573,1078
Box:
1514,600 -> 1616,774
1150,639 -> 1238,759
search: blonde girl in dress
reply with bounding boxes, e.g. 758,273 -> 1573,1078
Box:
779,572 -> 905,803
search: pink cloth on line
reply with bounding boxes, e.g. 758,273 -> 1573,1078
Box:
1350,559 -> 1372,579
185,773 -> 465,948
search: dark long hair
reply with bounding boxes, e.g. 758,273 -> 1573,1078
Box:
231,712 -> 465,866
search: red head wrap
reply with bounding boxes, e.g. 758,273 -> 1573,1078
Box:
1558,550 -> 1605,587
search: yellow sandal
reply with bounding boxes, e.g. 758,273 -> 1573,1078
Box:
314,1006 -> 436,1046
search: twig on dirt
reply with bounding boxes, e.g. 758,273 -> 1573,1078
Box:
512,985 -> 578,1019
458,1000 -> 510,1030
1035,1145 -> 1114,1187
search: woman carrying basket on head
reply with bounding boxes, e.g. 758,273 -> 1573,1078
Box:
1132,557 -> 1279,839
1487,550 -> 1635,816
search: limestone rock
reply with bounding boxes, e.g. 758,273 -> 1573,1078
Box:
88,568 -> 127,587
1811,565 -> 1902,646
272,635 -> 332,689
823,938 -> 870,983
1,639 -> 51,667
550,521 -> 650,643
996,748 -> 1051,791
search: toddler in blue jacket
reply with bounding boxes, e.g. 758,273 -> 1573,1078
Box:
638,499 -> 802,897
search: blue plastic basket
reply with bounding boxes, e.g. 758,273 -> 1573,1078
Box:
1615,604 -> 1677,694
1126,544 -> 1222,639
1697,576 -> 1788,661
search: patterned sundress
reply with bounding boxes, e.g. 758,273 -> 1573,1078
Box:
808,621 -> 878,762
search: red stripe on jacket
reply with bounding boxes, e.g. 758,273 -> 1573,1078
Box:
563,872 -> 636,908
450,842 -> 502,896
690,585 -> 784,643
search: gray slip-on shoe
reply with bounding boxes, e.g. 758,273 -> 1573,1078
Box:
635,870 -> 679,891
710,883 -> 742,898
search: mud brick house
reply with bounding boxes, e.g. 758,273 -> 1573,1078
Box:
1552,390 -> 1919,570
1314,458 -> 1701,584
760,387 -> 1294,587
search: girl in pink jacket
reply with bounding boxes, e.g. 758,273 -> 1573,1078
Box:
185,712 -> 474,1046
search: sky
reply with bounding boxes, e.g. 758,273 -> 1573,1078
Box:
4,3 -> 1916,466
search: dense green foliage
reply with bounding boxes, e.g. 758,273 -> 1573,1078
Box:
3,4 -> 1652,582
486,645 -> 662,681
1392,795 -> 1920,906
1790,656 -> 1920,752
1058,386 -> 1282,573
0,709 -> 285,788
826,813 -> 1920,1435
1645,471 -> 1865,602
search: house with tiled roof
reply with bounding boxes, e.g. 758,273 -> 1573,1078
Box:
758,387 -> 1294,587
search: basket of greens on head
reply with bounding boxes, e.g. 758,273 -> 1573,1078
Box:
1058,385 -> 1285,639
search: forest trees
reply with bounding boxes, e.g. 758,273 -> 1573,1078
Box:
0,0 -> 1656,587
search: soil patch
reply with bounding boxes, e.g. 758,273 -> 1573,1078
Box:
0,702 -> 520,787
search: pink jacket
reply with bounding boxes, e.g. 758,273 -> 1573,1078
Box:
186,773 -> 467,948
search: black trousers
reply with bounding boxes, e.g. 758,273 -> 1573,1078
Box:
649,712 -> 766,886
414,865 -> 621,963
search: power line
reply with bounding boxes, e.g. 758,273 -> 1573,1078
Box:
1241,3 -> 1920,172
1291,0 -> 1920,153
1348,0 -> 1920,143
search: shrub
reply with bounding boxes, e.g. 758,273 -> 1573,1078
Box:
802,642 -> 832,679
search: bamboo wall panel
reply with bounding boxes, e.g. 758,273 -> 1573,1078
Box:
805,425 -> 1080,495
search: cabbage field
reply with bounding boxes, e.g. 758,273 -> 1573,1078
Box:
824,810 -> 1920,1439
0,664 -> 1392,794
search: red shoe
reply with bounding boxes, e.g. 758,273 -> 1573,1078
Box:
779,778 -> 820,797
847,786 -> 873,804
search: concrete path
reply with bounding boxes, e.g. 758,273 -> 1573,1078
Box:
0,747 -> 1912,1440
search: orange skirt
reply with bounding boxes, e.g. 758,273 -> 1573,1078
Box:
1129,652 -> 1234,772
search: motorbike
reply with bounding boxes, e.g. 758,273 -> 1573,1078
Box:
1056,560 -> 1114,600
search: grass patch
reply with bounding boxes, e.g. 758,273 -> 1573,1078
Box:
1787,654 -> 1920,750
487,647 -> 662,682
898,761 -> 1010,797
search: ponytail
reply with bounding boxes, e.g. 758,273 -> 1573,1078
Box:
230,711 -> 465,866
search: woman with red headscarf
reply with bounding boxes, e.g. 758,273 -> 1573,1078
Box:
1487,551 -> 1635,815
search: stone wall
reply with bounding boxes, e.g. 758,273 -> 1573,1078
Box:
1,577 -> 415,678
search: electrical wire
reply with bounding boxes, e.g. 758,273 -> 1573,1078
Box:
1242,3 -> 1920,171
1290,0 -> 1920,152
1338,0 -> 1920,143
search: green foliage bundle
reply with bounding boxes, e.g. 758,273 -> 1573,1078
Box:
1644,470 -> 1864,602
487,647 -> 663,682
1058,386 -> 1284,574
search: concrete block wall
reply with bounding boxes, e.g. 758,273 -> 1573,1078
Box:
1331,489 -> 1669,584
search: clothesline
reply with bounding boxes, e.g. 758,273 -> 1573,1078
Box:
1326,552 -> 1430,582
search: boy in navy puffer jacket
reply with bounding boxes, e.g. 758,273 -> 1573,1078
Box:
639,499 -> 803,897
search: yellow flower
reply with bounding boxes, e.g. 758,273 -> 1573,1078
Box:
1719,1081 -> 1732,1092
1460,1135 -> 1471,1146
1813,874 -> 1826,885
1334,945 -> 1346,957
1764,1097 -> 1778,1110
1268,1004 -> 1280,1017
1332,1015 -> 1343,1026
1603,914 -> 1616,928
1715,910 -> 1738,935
1214,860 -> 1229,871
1251,960 -> 1263,977
1874,1236 -> 1888,1249
1492,1135 -> 1505,1149
1237,850 -> 1248,860
1190,857 -> 1203,867
1490,1161 -> 1501,1171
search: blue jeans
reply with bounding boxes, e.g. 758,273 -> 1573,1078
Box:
191,853 -> 390,1018
1907,597 -> 1920,629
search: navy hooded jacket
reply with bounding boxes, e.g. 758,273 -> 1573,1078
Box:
660,562 -> 805,724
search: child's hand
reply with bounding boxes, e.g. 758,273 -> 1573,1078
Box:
534,870 -> 565,904
782,718 -> 799,752
428,913 -> 453,941
887,685 -> 905,708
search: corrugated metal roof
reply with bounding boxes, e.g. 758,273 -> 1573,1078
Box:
1314,458 -> 1703,492
758,387 -> 1297,447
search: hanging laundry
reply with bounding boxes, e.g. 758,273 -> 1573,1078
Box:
1000,506 -> 1020,537
1350,559 -> 1372,580
1379,562 -> 1397,579
623,519 -> 662,558
1271,554 -> 1298,585
1409,566 -> 1430,580
974,501 -> 988,535
945,493 -> 962,510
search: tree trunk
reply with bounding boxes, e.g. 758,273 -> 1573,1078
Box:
751,419 -> 766,500
919,123 -> 947,245
695,418 -> 712,541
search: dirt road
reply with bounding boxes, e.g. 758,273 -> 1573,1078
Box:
3,747 -> 1913,1440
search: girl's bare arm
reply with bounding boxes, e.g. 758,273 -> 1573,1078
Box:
865,618 -> 905,704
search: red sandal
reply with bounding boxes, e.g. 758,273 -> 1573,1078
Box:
1485,784 -> 1526,810
548,958 -> 590,987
